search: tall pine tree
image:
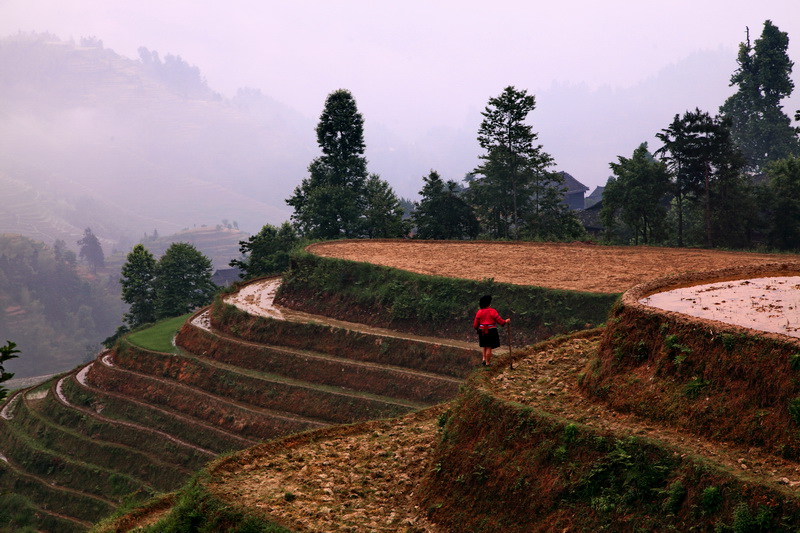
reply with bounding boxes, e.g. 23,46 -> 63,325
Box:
720,20 -> 800,172
471,86 -> 555,239
120,244 -> 157,327
287,89 -> 369,239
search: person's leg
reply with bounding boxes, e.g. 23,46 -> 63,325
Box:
485,348 -> 493,365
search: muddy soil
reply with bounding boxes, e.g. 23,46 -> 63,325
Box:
643,275 -> 800,337
309,241 -> 792,293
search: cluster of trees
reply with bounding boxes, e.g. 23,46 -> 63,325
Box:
0,235 -> 124,377
236,86 -> 586,280
138,46 -> 211,98
233,20 -> 800,282
602,20 -> 800,249
285,87 -> 583,244
77,227 -> 104,272
118,242 -> 216,331
0,341 -> 20,402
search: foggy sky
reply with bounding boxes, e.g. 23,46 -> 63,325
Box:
3,0 -> 800,193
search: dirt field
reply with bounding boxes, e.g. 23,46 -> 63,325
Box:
309,240 -> 797,293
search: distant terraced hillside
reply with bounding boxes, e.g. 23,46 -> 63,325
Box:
0,32 -> 311,247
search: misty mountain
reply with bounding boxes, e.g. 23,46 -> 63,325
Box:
0,32 -> 316,251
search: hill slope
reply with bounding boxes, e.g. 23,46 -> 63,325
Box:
92,242 -> 800,532
0,32 -> 313,250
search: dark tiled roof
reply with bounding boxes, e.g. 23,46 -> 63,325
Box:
557,171 -> 590,194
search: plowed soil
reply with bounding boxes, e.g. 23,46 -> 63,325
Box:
309,241 -> 794,293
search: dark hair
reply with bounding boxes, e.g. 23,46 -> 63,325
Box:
479,295 -> 492,309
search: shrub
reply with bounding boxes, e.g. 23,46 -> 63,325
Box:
788,397 -> 800,426
700,486 -> 722,515
662,480 -> 686,514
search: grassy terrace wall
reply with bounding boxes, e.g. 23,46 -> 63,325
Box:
581,262 -> 800,459
0,459 -> 113,525
39,387 -> 211,472
275,249 -> 618,346
418,369 -> 800,532
7,395 -> 183,494
176,321 -> 461,404
211,297 -> 478,379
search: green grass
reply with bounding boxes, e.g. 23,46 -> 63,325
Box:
127,314 -> 192,353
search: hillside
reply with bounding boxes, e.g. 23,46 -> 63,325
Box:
4,241 -> 800,531
0,32 -> 312,251
93,243 -> 800,532
0,234 -> 124,379
138,225 -> 249,270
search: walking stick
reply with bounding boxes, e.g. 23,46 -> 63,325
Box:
507,320 -> 513,370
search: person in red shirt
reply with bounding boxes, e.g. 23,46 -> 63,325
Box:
473,294 -> 509,366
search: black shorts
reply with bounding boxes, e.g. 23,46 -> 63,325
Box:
477,327 -> 501,348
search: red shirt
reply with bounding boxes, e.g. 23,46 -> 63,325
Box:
473,307 -> 507,331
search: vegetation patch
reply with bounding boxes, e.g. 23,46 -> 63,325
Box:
116,474 -> 291,533
276,250 -> 617,346
418,382 -> 800,532
126,314 -> 192,353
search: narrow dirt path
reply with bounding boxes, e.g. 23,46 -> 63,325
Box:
223,277 -> 492,355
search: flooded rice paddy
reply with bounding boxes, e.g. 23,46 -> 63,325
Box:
640,276 -> 800,338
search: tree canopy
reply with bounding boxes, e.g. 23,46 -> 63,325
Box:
471,86 -> 555,239
720,20 -> 800,172
120,244 -> 157,327
154,243 -> 216,319
361,174 -> 409,238
230,222 -> 301,279
0,341 -> 20,402
287,89 -> 369,239
656,109 -> 746,247
602,143 -> 671,245
413,170 -> 479,240
77,227 -> 104,271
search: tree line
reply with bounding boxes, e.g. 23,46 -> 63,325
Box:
233,84 -> 586,279
0,235 -> 124,377
235,20 -> 800,282
601,20 -> 800,249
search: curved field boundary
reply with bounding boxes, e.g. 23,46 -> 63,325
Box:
112,341 -> 418,424
0,390 -> 22,420
213,294 -> 482,379
45,373 -> 215,470
177,319 -> 462,404
64,366 -> 255,453
278,248 -> 618,346
88,352 -> 329,439
1,397 -> 153,498
582,261 -> 800,459
418,343 -> 800,532
0,420 -> 118,520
